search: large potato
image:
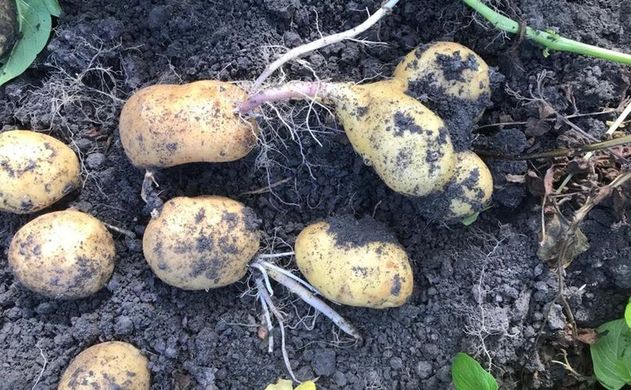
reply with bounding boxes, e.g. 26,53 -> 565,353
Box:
58,341 -> 150,390
326,80 -> 456,197
420,151 -> 493,221
119,80 -> 259,168
0,130 -> 81,214
143,196 -> 261,290
8,209 -> 115,299
393,42 -> 491,150
295,216 -> 413,309
0,0 -> 17,58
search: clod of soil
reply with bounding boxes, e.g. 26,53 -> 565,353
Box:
0,0 -> 17,58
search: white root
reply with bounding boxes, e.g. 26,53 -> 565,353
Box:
252,260 -> 362,340
255,277 -> 299,383
250,0 -> 401,92
255,258 -> 320,295
256,278 -> 275,353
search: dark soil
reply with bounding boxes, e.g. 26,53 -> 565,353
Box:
1,0 -> 630,389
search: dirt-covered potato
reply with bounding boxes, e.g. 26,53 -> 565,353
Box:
326,80 -> 456,197
0,130 -> 81,214
420,151 -> 493,221
295,215 -> 413,308
119,80 -> 258,168
143,196 -> 261,290
393,42 -> 491,150
0,0 -> 17,58
8,209 -> 115,299
58,341 -> 150,390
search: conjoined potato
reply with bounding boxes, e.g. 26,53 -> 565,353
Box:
143,196 -> 261,290
0,130 -> 81,214
295,215 -> 413,308
8,209 -> 115,299
325,80 -> 456,197
119,80 -> 259,168
58,341 -> 150,390
394,41 -> 492,150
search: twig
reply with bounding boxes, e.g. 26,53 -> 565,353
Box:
103,222 -> 136,239
462,0 -> 631,64
250,0 -> 400,92
475,108 -> 619,131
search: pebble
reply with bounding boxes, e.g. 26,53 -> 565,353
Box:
416,361 -> 433,379
86,152 -> 106,169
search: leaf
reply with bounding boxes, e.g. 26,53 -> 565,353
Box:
625,298 -> 631,329
452,353 -> 498,390
295,381 -> 316,390
0,0 -> 58,86
462,212 -> 479,226
537,213 -> 590,266
590,319 -> 631,390
43,0 -> 62,17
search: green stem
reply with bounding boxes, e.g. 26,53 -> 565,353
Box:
462,0 -> 631,65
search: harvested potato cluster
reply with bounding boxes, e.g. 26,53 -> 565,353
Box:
0,130 -> 81,214
143,196 -> 261,290
295,215 -> 413,308
58,341 -> 150,390
8,209 -> 115,299
0,0 -> 16,58
120,80 -> 259,168
321,42 -> 493,221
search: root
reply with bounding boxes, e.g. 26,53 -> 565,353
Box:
31,347 -> 47,390
238,81 -> 326,114
250,0 -> 400,92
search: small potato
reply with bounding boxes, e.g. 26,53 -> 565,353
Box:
420,151 -> 493,221
143,196 -> 261,290
8,209 -> 115,299
58,341 -> 150,390
0,0 -> 17,58
295,215 -> 413,309
119,81 -> 259,168
326,80 -> 456,197
393,42 -> 491,151
0,130 -> 81,214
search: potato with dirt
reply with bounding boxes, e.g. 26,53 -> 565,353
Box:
58,341 -> 150,390
294,215 -> 413,308
0,0 -> 17,58
8,209 -> 116,299
393,41 -> 492,150
0,130 -> 81,214
143,195 -> 261,290
119,80 -> 259,168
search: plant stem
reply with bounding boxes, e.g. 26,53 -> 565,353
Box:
462,0 -> 631,65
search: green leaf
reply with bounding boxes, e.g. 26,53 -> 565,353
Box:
452,353 -> 498,390
0,0 -> 59,86
590,319 -> 631,390
462,212 -> 480,226
625,299 -> 631,329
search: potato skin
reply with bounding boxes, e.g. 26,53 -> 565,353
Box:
327,81 -> 456,197
0,130 -> 81,214
58,341 -> 150,390
119,81 -> 258,168
393,42 -> 491,151
295,216 -> 413,308
143,196 -> 261,290
0,0 -> 17,58
8,209 -> 115,299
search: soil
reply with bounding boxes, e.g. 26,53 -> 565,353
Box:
1,0 -> 630,389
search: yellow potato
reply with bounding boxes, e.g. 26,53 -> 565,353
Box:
8,209 -> 115,299
119,80 -> 258,168
58,341 -> 150,390
0,130 -> 81,214
295,216 -> 413,308
393,42 -> 491,150
0,0 -> 17,58
143,196 -> 261,290
325,81 -> 456,197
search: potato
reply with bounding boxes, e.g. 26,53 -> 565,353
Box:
0,0 -> 17,58
0,130 -> 81,214
8,209 -> 115,299
326,80 -> 456,197
295,215 -> 413,308
119,80 -> 259,168
58,341 -> 150,390
393,42 -> 491,150
420,151 -> 493,221
143,196 -> 261,290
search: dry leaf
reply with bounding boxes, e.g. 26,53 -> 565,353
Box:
537,213 -> 590,265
